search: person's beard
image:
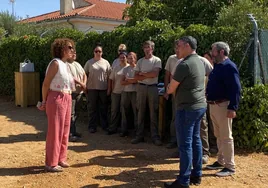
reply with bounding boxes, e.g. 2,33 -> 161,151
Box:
212,55 -> 221,64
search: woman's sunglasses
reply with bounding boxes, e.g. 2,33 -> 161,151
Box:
68,46 -> 74,50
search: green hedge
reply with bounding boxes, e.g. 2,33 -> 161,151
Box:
0,20 -> 242,96
0,21 -> 242,96
0,19 -> 267,151
233,85 -> 268,151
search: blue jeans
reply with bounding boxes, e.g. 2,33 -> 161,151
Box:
175,108 -> 206,186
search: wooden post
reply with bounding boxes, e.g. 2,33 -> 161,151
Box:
15,72 -> 40,107
158,95 -> 166,139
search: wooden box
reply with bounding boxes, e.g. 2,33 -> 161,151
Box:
15,72 -> 40,107
158,95 -> 166,139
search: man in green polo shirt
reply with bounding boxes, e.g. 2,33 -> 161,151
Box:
165,36 -> 207,188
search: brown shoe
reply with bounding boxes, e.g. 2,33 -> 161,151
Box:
45,165 -> 63,172
58,161 -> 70,168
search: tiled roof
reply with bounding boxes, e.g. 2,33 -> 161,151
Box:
21,0 -> 129,23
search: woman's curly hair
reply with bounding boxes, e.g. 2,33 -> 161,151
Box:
51,38 -> 75,59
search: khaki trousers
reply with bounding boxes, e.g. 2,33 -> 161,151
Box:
209,101 -> 235,170
136,84 -> 160,140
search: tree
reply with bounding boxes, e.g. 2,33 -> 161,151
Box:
124,0 -> 234,26
216,0 -> 268,43
0,27 -> 6,39
0,11 -> 16,36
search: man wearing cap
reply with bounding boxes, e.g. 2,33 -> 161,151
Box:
133,40 -> 162,146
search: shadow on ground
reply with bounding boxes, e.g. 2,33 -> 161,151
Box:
0,165 -> 46,176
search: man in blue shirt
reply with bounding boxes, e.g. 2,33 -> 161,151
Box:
206,42 -> 241,177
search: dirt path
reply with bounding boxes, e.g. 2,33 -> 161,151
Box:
0,98 -> 267,188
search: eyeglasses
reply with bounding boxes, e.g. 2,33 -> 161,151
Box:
94,50 -> 102,53
68,46 -> 74,50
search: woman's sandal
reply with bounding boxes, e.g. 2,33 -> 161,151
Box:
45,165 -> 63,172
58,161 -> 70,168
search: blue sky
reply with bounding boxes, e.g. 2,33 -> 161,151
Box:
0,0 -> 126,18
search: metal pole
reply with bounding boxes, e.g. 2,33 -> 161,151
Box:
238,38 -> 253,70
248,14 -> 259,85
10,0 -> 15,17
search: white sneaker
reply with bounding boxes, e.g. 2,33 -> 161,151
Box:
216,168 -> 235,177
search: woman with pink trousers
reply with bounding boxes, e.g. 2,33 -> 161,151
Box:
38,38 -> 76,172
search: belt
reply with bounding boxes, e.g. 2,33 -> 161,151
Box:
139,83 -> 157,87
50,89 -> 72,94
207,99 -> 228,105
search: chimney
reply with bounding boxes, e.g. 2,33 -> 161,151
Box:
60,0 -> 73,15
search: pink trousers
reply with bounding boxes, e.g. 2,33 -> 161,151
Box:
45,91 -> 72,167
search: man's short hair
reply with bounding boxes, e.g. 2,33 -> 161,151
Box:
179,36 -> 197,50
174,39 -> 180,47
212,42 -> 230,56
143,40 -> 155,50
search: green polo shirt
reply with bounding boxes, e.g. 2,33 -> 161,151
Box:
173,53 -> 206,110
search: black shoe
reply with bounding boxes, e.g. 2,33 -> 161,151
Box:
131,137 -> 144,144
166,142 -> 177,149
164,180 -> 189,188
88,128 -> 96,133
209,147 -> 218,154
106,130 -> 117,135
153,139 -> 162,146
206,161 -> 224,170
170,151 -> 180,158
69,136 -> 79,142
73,132 -> 82,138
119,132 -> 128,137
190,176 -> 201,185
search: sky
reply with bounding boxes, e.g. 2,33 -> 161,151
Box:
0,0 -> 126,19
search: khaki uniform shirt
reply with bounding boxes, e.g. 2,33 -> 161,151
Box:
134,55 -> 162,85
84,58 -> 111,90
68,61 -> 85,93
109,64 -> 128,94
120,65 -> 136,92
165,54 -> 180,76
112,58 -> 120,69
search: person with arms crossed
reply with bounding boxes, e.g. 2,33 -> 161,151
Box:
133,40 -> 162,146
106,51 -> 129,135
120,52 -> 138,137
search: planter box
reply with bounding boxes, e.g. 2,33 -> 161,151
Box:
15,72 -> 40,107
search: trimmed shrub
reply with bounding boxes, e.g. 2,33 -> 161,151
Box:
233,84 -> 268,151
0,21 -> 242,96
